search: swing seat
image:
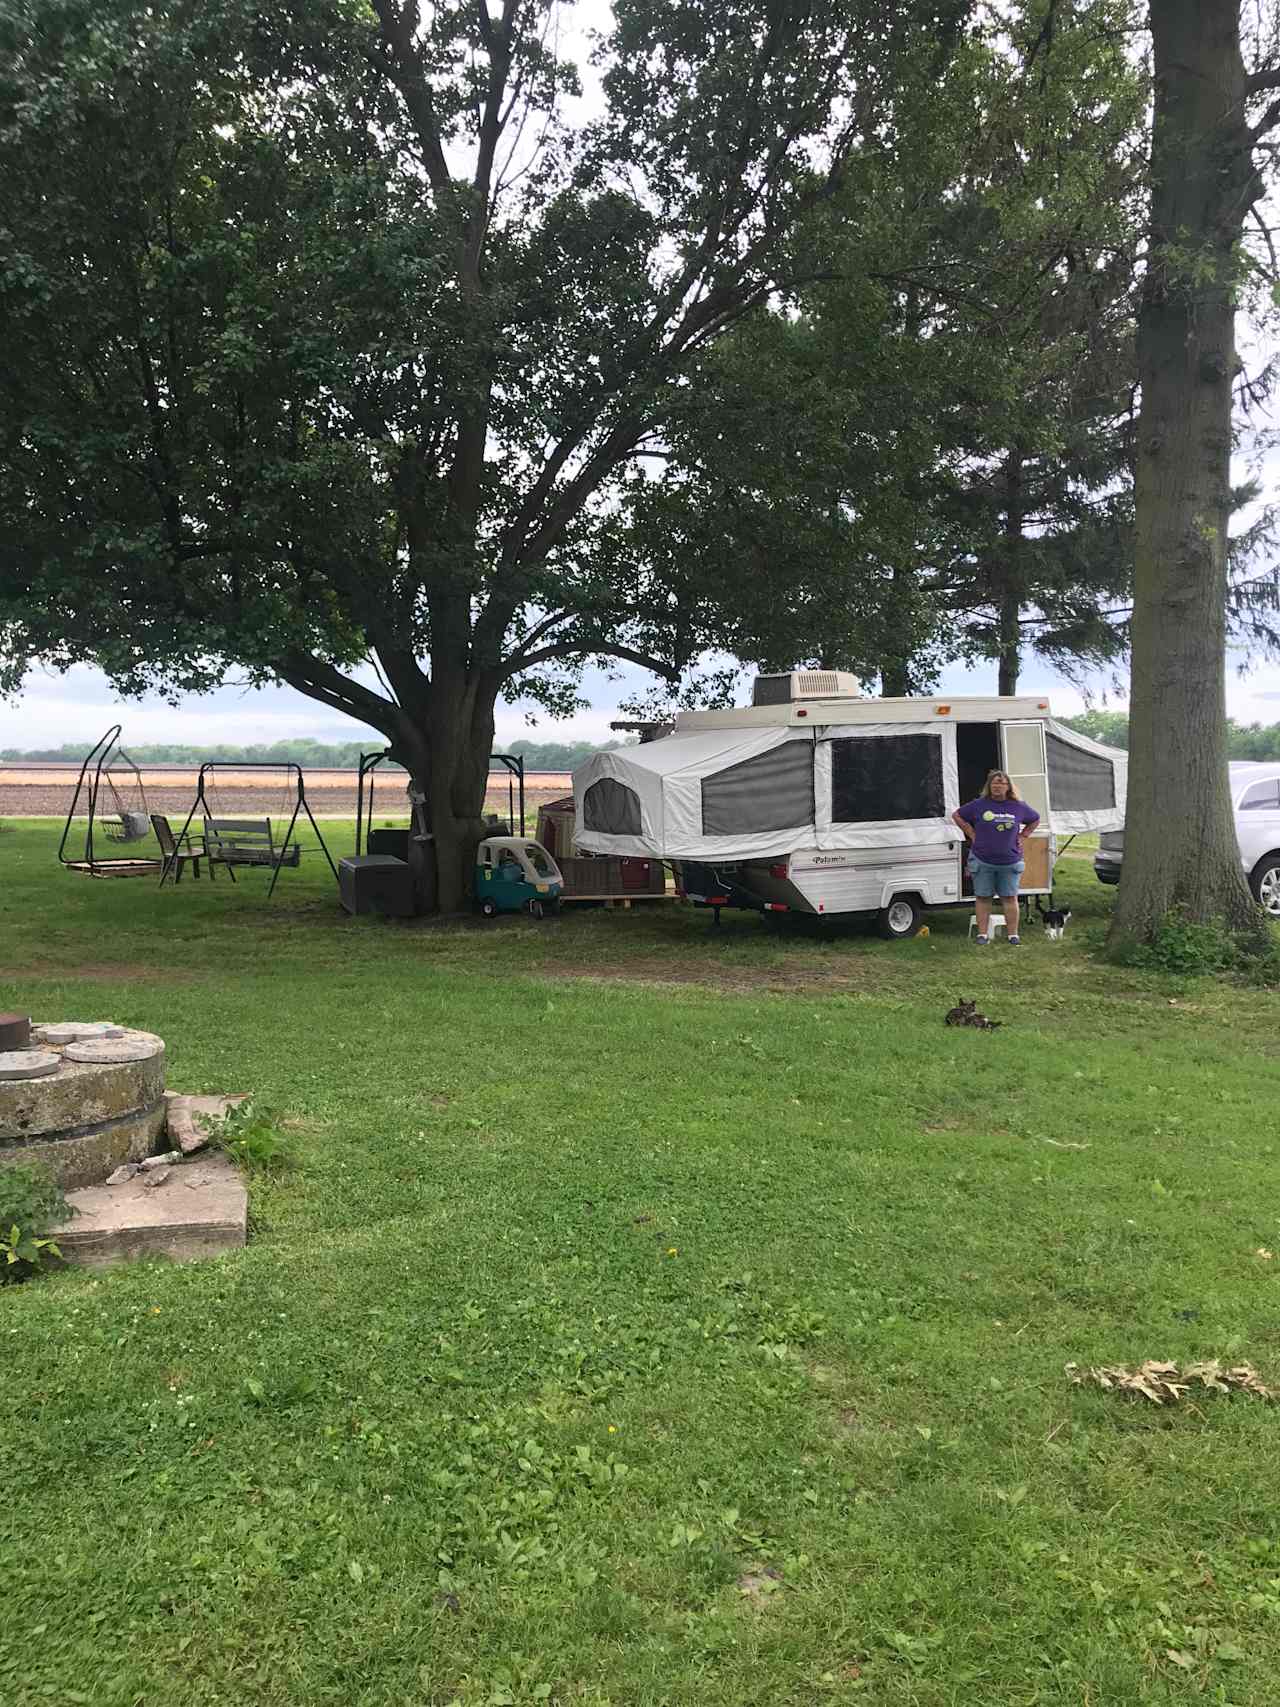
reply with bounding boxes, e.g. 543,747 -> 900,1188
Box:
204,818 -> 302,870
104,810 -> 152,844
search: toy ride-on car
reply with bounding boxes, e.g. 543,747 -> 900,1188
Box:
475,837 -> 564,918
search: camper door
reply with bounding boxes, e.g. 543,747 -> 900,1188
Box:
999,719 -> 1052,891
814,723 -> 959,849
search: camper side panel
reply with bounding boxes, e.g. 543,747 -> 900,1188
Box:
735,848 -> 963,915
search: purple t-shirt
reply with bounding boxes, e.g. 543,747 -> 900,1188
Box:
956,796 -> 1039,864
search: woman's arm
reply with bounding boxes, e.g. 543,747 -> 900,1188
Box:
1016,808 -> 1041,853
951,805 -> 975,841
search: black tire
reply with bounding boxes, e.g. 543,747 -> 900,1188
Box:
479,897 -> 498,918
1250,854 -> 1280,919
528,897 -> 544,920
877,895 -> 924,940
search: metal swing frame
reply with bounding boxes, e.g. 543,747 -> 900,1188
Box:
59,725 -> 164,878
354,750 -> 526,856
170,762 -> 339,897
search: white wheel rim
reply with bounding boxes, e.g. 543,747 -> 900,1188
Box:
887,901 -> 915,934
1259,867 -> 1280,916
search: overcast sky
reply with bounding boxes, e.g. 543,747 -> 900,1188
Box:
4,1 -> 1279,753
5,648 -> 1280,754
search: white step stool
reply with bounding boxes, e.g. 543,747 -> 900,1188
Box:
968,913 -> 1007,940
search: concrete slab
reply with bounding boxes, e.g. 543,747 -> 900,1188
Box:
51,1152 -> 248,1268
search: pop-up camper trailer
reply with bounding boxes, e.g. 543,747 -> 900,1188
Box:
572,672 -> 1126,936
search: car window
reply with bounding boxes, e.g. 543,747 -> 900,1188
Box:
1239,780 -> 1280,811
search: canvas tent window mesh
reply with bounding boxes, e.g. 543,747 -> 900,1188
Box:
583,777 -> 642,835
1046,733 -> 1115,812
700,740 -> 814,836
830,734 -> 944,823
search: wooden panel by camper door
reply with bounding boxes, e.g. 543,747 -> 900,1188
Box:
1019,836 -> 1052,891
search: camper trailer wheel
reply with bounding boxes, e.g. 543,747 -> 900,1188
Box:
528,897 -> 545,920
479,897 -> 498,918
878,896 -> 923,940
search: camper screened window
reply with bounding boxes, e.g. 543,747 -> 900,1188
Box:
700,739 -> 814,836
582,777 -> 643,835
1045,733 -> 1115,811
830,734 -> 945,823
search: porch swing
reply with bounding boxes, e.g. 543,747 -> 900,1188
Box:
169,761 -> 338,896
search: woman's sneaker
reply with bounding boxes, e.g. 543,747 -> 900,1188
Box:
975,934 -> 989,945
1008,934 -> 1021,946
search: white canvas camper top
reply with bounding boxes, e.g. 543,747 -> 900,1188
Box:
571,677 -> 1127,935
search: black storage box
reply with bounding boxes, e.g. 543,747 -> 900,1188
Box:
339,855 -> 415,918
367,827 -> 410,860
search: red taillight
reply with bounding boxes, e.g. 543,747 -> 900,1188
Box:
766,902 -> 789,912
769,863 -> 787,878
707,895 -> 729,905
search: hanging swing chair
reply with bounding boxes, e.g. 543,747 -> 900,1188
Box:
101,752 -> 152,842
59,726 -> 163,877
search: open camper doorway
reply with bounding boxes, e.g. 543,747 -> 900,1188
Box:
955,724 -> 1000,900
956,722 -> 1001,804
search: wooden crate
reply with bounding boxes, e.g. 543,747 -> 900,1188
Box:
558,855 -> 666,899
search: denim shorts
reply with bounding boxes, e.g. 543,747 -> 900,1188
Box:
969,856 -> 1024,899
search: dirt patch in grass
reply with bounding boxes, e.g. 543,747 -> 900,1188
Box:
526,955 -> 883,996
11,960 -> 202,985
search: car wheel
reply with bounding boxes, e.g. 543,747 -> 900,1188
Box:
878,895 -> 923,939
528,897 -> 544,920
1250,855 -> 1280,918
479,897 -> 498,918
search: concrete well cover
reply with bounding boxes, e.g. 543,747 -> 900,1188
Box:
0,1050 -> 61,1081
64,1038 -> 162,1065
36,1022 -> 124,1044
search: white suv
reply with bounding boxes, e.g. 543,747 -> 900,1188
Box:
1094,762 -> 1280,918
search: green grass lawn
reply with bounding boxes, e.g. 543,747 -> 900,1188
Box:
2,819 -> 1280,1706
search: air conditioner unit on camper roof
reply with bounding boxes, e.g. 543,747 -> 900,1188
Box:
752,671 -> 861,706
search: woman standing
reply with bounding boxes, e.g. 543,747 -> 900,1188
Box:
952,770 -> 1040,945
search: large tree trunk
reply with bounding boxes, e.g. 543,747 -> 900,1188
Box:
387,673 -> 498,916
1110,1 -> 1264,946
996,591 -> 1020,696
877,562 -> 918,697
879,658 -> 910,697
997,451 -> 1023,695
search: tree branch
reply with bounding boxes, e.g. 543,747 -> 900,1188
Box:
368,0 -> 454,200
1250,204 -> 1280,280
504,640 -> 683,683
1248,95 -> 1280,143
505,607 -> 571,664
277,650 -> 418,746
